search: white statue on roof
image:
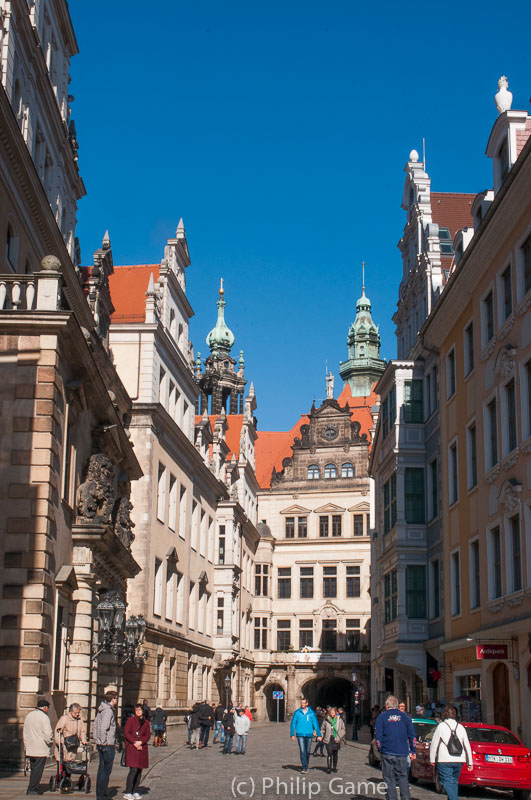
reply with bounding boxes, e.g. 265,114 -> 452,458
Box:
495,76 -> 512,114
326,371 -> 334,399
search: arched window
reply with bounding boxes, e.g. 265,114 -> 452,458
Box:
342,462 -> 354,478
324,463 -> 337,479
307,464 -> 320,480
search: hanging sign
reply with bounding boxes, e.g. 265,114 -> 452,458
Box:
476,644 -> 508,660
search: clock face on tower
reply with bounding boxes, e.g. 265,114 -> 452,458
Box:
323,426 -> 338,441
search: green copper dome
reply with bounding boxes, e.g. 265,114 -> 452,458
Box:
206,280 -> 235,355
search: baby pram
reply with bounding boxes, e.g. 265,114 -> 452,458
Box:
49,734 -> 91,794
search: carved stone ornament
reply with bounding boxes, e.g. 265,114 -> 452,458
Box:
494,345 -> 516,379
113,495 -> 135,548
501,451 -> 519,471
499,481 -> 521,513
40,254 -> 61,271
488,599 -> 504,614
76,453 -> 115,524
481,340 -> 496,362
484,465 -> 501,484
497,315 -> 515,341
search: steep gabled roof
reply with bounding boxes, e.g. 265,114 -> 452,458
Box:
108,265 -> 160,323
430,192 -> 475,239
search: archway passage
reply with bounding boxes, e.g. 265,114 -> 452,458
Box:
492,663 -> 511,730
302,677 -> 354,721
264,683 -> 285,722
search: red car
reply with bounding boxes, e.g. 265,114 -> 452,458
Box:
410,722 -> 531,800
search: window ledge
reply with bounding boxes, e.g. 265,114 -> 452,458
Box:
481,339 -> 496,362
470,605 -> 481,614
464,367 -> 475,383
467,483 -> 478,496
497,312 -> 515,341
483,464 -> 501,484
487,598 -> 504,614
505,590 -> 525,608
521,436 -> 531,455
515,290 -> 531,317
501,449 -> 520,471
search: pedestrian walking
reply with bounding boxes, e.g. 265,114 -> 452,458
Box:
93,690 -> 118,800
54,703 -> 87,763
370,704 -> 380,739
23,698 -> 53,795
321,707 -> 346,774
189,703 -> 201,749
290,697 -> 322,774
212,702 -> 225,744
415,704 -> 425,717
197,699 -> 213,748
152,705 -> 166,747
374,695 -> 416,800
429,705 -> 473,800
234,708 -> 250,754
398,702 -> 407,714
123,703 -> 151,800
141,699 -> 152,722
313,708 -> 326,756
222,708 -> 236,754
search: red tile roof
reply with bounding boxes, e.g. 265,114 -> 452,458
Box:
195,414 -> 245,460
108,265 -> 160,323
430,193 -> 475,239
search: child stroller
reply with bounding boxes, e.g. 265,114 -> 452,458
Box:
49,734 -> 91,794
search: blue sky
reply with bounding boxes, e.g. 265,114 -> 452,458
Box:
69,0 -> 531,430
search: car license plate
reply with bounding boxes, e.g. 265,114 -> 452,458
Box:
485,755 -> 513,764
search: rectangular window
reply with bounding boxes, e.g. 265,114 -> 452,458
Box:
332,515 -> 342,537
406,565 -> 427,618
430,559 -> 440,619
319,516 -> 329,538
52,604 -> 67,692
470,540 -> 481,609
199,509 -> 206,556
153,558 -> 163,617
450,550 -> 461,616
218,525 -> 225,565
285,517 -> 295,539
405,467 -> 425,523
487,398 -> 498,468
384,474 -> 397,533
403,379 -> 424,423
501,264 -> 512,320
157,464 -> 166,522
522,235 -> 531,296
321,619 -> 337,651
300,567 -> 314,599
382,386 -> 396,438
467,424 -> 478,489
464,322 -> 474,376
176,572 -> 184,624
254,617 -> 268,649
384,570 -> 398,623
188,581 -> 196,629
179,486 -> 187,539
298,517 -> 308,538
425,366 -> 438,417
526,360 -> 531,440
483,290 -> 494,343
346,565 -> 361,598
491,526 -> 503,599
449,442 -> 458,505
168,475 -> 177,531
277,620 -> 291,651
299,619 -> 313,649
255,563 -> 269,597
505,379 -> 517,453
346,619 -> 360,651
165,565 -> 175,621
323,566 -> 337,598
447,349 -> 456,399
277,567 -> 291,599
429,459 -> 438,520
510,515 -> 522,593
353,514 -> 364,537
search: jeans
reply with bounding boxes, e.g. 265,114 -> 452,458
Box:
199,724 -> 210,746
437,762 -> 463,800
235,733 -> 247,754
297,736 -> 313,771
381,754 -> 410,800
224,733 -> 234,753
313,739 -> 325,755
96,745 -> 115,800
27,756 -> 46,793
125,767 -> 142,795
213,720 -> 225,743
190,728 -> 200,747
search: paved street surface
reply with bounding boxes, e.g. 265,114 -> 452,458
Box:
0,723 -> 515,800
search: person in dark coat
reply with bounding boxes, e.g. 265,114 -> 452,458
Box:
123,703 -> 151,800
222,709 -> 236,754
197,700 -> 213,748
152,706 -> 166,747
141,699 -> 152,722
213,702 -> 225,744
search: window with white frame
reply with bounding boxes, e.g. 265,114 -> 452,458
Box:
429,558 -> 440,619
191,501 -> 199,550
403,380 -> 423,423
503,378 -> 518,455
165,564 -> 176,621
508,515 -> 522,593
405,467 -> 425,523
159,367 -> 167,405
485,396 -> 498,469
324,463 -> 337,479
307,464 -> 320,480
384,474 -> 397,533
217,597 -> 224,635
153,558 -> 164,617
450,549 -> 461,615
481,289 -> 495,346
157,464 -> 167,522
384,570 -> 398,623
199,509 -> 206,556
428,459 -> 438,520
488,525 -> 503,600
382,385 -> 396,438
469,538 -> 481,609
353,513 -> 366,537
446,348 -> 456,399
168,475 -> 177,531
254,616 -> 268,649
425,365 -> 438,418
346,565 -> 361,598
499,263 -> 513,321
448,441 -> 458,505
342,462 -> 355,478
179,486 -> 187,538
176,572 -> 184,624
188,581 -> 196,629
466,422 -> 478,490
464,322 -> 474,376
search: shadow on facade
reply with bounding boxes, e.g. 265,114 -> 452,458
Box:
302,676 -> 354,720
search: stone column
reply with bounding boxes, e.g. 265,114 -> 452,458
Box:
286,665 -> 297,716
67,556 -> 97,728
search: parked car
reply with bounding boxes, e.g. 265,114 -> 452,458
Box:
410,722 -> 531,800
368,717 -> 437,767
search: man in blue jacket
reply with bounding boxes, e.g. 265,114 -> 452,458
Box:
374,696 -> 416,800
290,698 -> 322,773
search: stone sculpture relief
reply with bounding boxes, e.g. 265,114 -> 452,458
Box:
76,453 -> 115,524
113,495 -> 135,547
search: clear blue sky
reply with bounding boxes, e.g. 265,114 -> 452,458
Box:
69,0 -> 531,430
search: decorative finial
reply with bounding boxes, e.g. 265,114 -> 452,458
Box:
219,277 -> 224,297
495,76 -> 513,114
409,149 -> 419,162
102,230 -> 111,250
176,218 -> 186,238
362,261 -> 366,296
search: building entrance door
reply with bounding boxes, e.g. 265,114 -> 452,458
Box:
492,663 -> 511,730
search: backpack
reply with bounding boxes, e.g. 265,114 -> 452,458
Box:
445,721 -> 463,757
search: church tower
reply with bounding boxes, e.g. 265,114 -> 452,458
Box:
196,280 -> 247,414
339,275 -> 385,396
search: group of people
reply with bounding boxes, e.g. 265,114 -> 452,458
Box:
185,700 -> 252,754
373,695 -> 473,800
22,692 -> 167,800
290,699 -> 346,774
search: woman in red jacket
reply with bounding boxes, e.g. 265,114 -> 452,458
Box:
123,703 -> 151,800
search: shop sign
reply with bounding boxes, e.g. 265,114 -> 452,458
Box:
292,652 -> 362,663
476,644 -> 508,660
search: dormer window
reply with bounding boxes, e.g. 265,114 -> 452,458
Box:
438,227 -> 454,256
498,137 -> 509,182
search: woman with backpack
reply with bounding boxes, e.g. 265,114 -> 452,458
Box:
320,707 -> 346,774
429,704 -> 473,800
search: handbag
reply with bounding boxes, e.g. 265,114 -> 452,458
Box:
330,738 -> 341,751
64,734 -> 80,752
120,748 -> 127,767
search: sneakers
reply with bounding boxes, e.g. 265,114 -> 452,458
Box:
133,794 -> 142,800
123,794 -> 135,800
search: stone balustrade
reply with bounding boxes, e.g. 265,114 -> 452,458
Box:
0,275 -> 37,310
0,256 -> 64,312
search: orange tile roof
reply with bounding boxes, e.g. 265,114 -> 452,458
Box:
195,414 -> 245,460
430,193 -> 475,239
108,265 -> 160,323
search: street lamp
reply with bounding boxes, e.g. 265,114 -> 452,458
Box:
93,591 -> 148,666
224,674 -> 231,709
351,669 -> 359,741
